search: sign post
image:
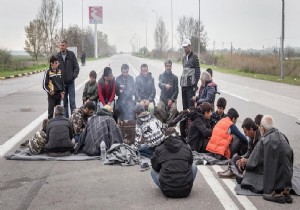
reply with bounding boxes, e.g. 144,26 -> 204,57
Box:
89,6 -> 103,58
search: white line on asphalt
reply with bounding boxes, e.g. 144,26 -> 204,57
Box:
0,78 -> 90,157
211,165 -> 257,210
220,90 -> 250,102
197,165 -> 239,210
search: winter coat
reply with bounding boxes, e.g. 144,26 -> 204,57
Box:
56,50 -> 80,84
98,78 -> 116,105
116,74 -> 135,101
188,113 -> 212,153
206,117 -> 233,159
158,71 -> 179,103
135,112 -> 164,148
82,81 -> 98,103
197,81 -> 217,106
74,108 -> 123,156
151,136 -> 194,198
241,128 -> 293,194
28,129 -> 47,154
69,107 -> 89,135
243,129 -> 261,159
181,51 -> 200,88
43,68 -> 64,94
135,73 -> 156,102
45,116 -> 74,152
211,111 -> 227,128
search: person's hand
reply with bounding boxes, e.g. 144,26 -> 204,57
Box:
236,157 -> 247,168
165,84 -> 172,89
61,92 -> 64,100
192,96 -> 196,101
120,84 -> 125,89
50,90 -> 54,96
167,100 -> 173,107
107,102 -> 111,106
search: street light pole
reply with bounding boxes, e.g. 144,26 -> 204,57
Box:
280,0 -> 285,79
142,19 -> 148,50
198,0 -> 201,61
61,0 -> 63,38
82,0 -> 84,51
171,0 -> 174,59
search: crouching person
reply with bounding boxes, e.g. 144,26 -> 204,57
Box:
45,105 -> 74,156
27,119 -> 48,154
151,127 -> 197,198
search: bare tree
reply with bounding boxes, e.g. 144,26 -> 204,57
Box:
154,16 -> 169,57
177,16 -> 207,52
24,19 -> 45,61
38,0 -> 60,55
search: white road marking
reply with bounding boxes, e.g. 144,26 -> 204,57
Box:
197,165 -> 239,210
212,165 -> 257,210
220,90 -> 250,102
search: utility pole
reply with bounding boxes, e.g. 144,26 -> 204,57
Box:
171,0 -> 174,59
280,0 -> 285,79
213,41 -> 216,65
198,0 -> 201,61
61,0 -> 63,38
82,0 -> 84,51
230,42 -> 233,55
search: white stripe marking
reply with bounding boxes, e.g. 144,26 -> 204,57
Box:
197,165 -> 239,210
212,165 -> 257,210
220,90 -> 250,102
0,77 -> 90,157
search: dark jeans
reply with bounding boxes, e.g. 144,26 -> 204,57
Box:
180,86 -> 196,138
151,164 -> 198,187
48,92 -> 62,119
138,144 -> 155,158
64,82 -> 76,118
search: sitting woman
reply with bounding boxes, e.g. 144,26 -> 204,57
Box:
187,102 -> 213,153
195,71 -> 217,107
98,67 -> 116,109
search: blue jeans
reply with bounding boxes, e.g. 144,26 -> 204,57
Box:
151,164 -> 198,188
138,144 -> 154,158
74,134 -> 80,143
64,82 -> 76,118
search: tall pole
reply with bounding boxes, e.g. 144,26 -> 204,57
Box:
61,0 -> 63,38
280,0 -> 285,79
94,24 -> 98,58
82,0 -> 84,51
152,10 -> 158,23
142,19 -> 148,50
171,0 -> 174,59
198,0 -> 201,61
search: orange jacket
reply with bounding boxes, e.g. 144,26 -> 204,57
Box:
206,117 -> 233,159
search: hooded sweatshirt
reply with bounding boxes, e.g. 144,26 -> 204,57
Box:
151,136 -> 194,198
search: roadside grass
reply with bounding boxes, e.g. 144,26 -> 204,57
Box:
202,64 -> 300,86
0,64 -> 48,77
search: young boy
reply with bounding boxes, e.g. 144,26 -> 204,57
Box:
43,55 -> 65,119
211,97 -> 227,128
82,70 -> 98,106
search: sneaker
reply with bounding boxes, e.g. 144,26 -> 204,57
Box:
263,191 -> 286,204
140,162 -> 150,171
218,169 -> 236,179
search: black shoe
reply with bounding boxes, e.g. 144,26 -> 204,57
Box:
263,191 -> 285,204
140,162 -> 150,171
282,189 -> 293,204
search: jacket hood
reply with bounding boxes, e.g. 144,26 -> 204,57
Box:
164,136 -> 184,153
96,108 -> 113,117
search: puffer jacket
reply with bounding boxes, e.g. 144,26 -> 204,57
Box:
151,135 -> 194,198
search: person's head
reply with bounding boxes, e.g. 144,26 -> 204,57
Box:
103,105 -> 113,113
102,67 -> 113,81
164,59 -> 172,73
49,55 -> 59,69
89,70 -> 97,83
182,39 -> 192,55
227,108 -> 239,124
206,68 -> 213,77
164,127 -> 179,138
140,64 -> 149,77
242,118 -> 258,139
260,115 -> 275,136
254,114 -> 263,126
42,119 -> 49,132
54,105 -> 64,117
121,64 -> 129,77
134,103 -> 145,116
60,40 -> 68,53
216,97 -> 227,115
199,102 -> 213,119
83,101 -> 96,117
200,71 -> 212,84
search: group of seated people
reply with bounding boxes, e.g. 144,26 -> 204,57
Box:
26,61 -> 294,202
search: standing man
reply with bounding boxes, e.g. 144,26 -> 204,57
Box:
156,59 -> 178,124
115,64 -> 135,121
57,40 -> 80,118
180,39 -> 200,138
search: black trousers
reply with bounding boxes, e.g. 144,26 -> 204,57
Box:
180,86 -> 196,138
48,92 -> 62,119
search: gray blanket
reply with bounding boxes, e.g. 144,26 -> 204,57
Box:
5,148 -> 99,161
193,151 -> 231,165
104,143 -> 140,166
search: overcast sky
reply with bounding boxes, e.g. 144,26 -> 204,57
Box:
1,0 -> 300,52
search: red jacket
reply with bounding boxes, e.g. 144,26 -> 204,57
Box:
206,117 -> 233,159
98,78 -> 116,105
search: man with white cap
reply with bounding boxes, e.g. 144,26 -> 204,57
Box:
180,39 -> 201,138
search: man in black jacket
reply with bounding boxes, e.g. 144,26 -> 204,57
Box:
156,59 -> 178,124
45,105 -> 74,156
180,39 -> 200,138
57,40 -> 80,118
150,128 -> 197,198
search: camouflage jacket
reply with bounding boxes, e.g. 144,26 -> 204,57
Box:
70,107 -> 88,135
28,129 -> 47,154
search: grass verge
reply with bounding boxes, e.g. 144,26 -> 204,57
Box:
0,64 -> 48,77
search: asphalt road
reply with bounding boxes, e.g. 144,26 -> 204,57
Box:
0,54 -> 299,210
